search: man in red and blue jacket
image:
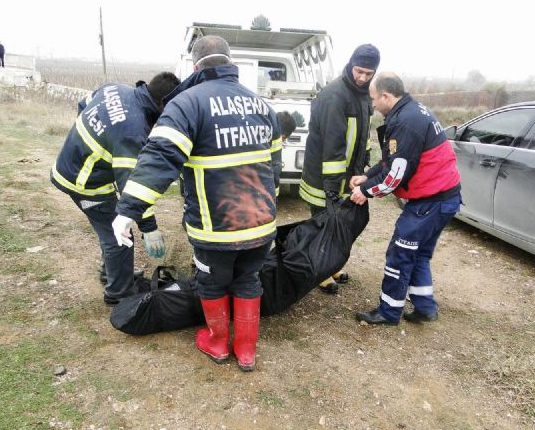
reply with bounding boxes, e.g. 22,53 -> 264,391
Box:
350,72 -> 461,325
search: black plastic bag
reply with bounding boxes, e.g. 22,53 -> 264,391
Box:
260,199 -> 369,316
109,266 -> 204,335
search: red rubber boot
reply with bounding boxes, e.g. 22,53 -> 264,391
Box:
195,296 -> 230,363
233,297 -> 261,371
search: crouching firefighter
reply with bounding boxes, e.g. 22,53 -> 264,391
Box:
112,35 -> 282,371
50,72 -> 180,306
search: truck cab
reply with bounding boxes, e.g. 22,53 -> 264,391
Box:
176,20 -> 335,194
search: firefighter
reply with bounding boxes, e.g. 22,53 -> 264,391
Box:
351,72 -> 461,325
299,44 -> 380,294
112,35 -> 281,371
50,72 -> 180,306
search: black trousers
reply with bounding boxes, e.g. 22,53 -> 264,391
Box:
193,243 -> 271,300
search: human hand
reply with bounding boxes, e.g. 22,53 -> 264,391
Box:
112,215 -> 134,247
142,230 -> 166,258
350,186 -> 368,205
349,175 -> 367,189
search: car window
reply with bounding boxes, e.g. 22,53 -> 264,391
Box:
460,108 -> 535,146
519,124 -> 535,149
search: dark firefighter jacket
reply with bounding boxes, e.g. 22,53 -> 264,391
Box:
299,71 -> 373,208
116,64 -> 282,251
362,94 -> 460,201
50,82 -> 160,232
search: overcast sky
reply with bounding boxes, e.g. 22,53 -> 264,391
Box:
2,0 -> 533,82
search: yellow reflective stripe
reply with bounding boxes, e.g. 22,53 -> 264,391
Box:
149,125 -> 193,156
76,152 -> 100,188
75,116 -> 112,163
366,117 -> 372,151
185,220 -> 276,243
123,180 -> 162,205
300,180 -> 325,198
142,206 -> 155,219
194,168 -> 212,231
85,93 -> 93,105
185,149 -> 271,169
275,186 -> 280,197
299,185 -> 326,207
345,117 -> 357,167
322,160 -> 346,174
112,157 -> 137,169
51,163 -> 115,196
271,137 -> 283,153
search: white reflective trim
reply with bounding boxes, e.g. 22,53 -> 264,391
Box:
408,285 -> 434,296
395,240 -> 419,250
385,265 -> 400,274
384,269 -> 400,280
149,125 -> 193,156
381,292 -> 406,308
193,255 -> 211,273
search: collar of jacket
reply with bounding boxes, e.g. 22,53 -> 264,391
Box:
163,64 -> 240,106
134,83 -> 161,126
342,63 -> 372,95
385,93 -> 412,123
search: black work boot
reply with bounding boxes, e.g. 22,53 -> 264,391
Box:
100,267 -> 144,285
403,309 -> 438,323
333,271 -> 349,284
103,293 -> 120,307
318,278 -> 338,294
356,308 -> 399,326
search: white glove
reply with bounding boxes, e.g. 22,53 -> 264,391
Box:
112,214 -> 134,247
142,230 -> 166,258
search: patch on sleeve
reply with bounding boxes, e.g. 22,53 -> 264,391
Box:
389,139 -> 397,155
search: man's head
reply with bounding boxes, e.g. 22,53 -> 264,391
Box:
148,72 -> 180,111
369,72 -> 405,116
348,44 -> 380,87
277,111 -> 297,141
192,35 -> 231,71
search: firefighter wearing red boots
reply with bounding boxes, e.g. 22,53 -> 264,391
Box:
112,35 -> 281,371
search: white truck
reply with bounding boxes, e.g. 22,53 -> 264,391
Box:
176,19 -> 335,195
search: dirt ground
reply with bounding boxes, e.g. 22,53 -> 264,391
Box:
1,96 -> 534,430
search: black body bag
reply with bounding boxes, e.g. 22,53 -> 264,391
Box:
260,199 -> 369,316
109,266 -> 204,335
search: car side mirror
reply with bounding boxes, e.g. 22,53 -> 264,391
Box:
444,125 -> 457,140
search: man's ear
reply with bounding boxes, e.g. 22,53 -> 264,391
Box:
193,65 -> 199,72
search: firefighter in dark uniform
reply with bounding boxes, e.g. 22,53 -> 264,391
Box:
50,72 -> 180,306
351,72 -> 461,325
112,36 -> 282,371
299,44 -> 380,294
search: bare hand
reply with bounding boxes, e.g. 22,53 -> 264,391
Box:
349,175 -> 367,189
350,186 -> 368,205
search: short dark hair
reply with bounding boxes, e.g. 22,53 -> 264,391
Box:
148,72 -> 180,103
192,35 -> 231,69
277,111 -> 297,138
374,72 -> 405,98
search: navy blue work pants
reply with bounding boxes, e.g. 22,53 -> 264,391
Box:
71,197 -> 134,300
379,194 -> 461,321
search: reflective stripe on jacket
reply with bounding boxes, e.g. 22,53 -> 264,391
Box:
299,72 -> 372,207
50,82 -> 159,231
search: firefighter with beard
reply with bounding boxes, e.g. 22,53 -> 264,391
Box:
299,44 -> 380,294
112,35 -> 281,371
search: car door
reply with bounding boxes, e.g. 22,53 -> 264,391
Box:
493,116 -> 535,249
453,108 -> 534,226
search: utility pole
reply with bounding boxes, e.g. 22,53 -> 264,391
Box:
99,7 -> 107,81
